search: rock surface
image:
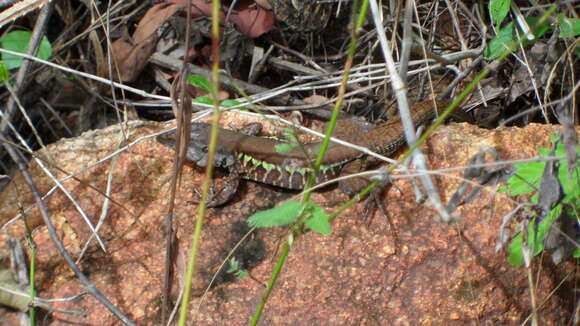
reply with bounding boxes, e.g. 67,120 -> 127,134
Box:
0,114 -> 576,325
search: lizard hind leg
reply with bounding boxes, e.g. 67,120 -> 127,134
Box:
206,166 -> 241,207
363,185 -> 400,253
189,142 -> 241,207
339,160 -> 397,233
362,182 -> 393,226
189,165 -> 241,207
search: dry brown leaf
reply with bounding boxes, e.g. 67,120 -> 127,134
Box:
109,3 -> 183,82
166,0 -> 275,38
109,38 -> 135,81
134,3 -> 184,43
228,0 -> 275,37
110,34 -> 157,82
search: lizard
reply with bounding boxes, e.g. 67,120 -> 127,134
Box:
156,100 -> 457,206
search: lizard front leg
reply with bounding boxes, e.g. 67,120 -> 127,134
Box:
193,122 -> 261,206
157,125 -> 241,206
185,145 -> 242,207
204,162 -> 241,207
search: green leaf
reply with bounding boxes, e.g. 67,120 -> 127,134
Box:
518,207 -> 561,263
1,30 -> 52,70
235,270 -> 248,279
226,258 -> 241,273
504,160 -> 544,195
186,74 -> 212,92
525,17 -> 552,41
0,62 -> 9,82
528,140 -> 580,203
275,143 -> 299,153
508,233 -> 524,266
490,0 -> 510,27
554,144 -> 580,203
194,96 -> 214,105
527,218 -> 539,253
574,248 -> 580,258
503,136 -> 580,197
283,128 -> 300,141
536,147 -> 550,156
484,22 -> 515,59
508,204 -> 568,267
275,128 -> 301,153
483,16 -> 554,59
304,203 -> 331,235
534,204 -> 562,253
504,134 -> 580,267
558,14 -> 580,37
226,258 -> 247,279
247,200 -> 303,228
220,99 -> 241,108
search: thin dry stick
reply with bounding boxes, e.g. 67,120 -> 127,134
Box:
3,82 -> 47,154
39,98 -> 74,136
0,136 -> 136,326
0,0 -> 51,28
399,0 -> 414,83
99,0 -> 130,138
53,0 -> 134,259
0,48 -> 170,101
162,2 -> 194,322
76,145 -> 122,263
369,0 -> 451,221
177,0 -> 223,323
444,0 -> 468,52
0,1 -> 53,133
0,111 -> 107,251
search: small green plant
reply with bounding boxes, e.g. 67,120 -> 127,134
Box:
489,0 -> 510,27
485,0 -> 580,59
226,258 -> 248,280
0,62 -> 9,82
186,74 -> 245,109
500,135 -> 579,266
247,200 -> 331,235
0,30 -> 52,70
274,128 -> 301,153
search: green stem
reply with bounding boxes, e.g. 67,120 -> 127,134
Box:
329,4 -> 558,220
248,240 -> 291,326
25,221 -> 37,326
177,0 -> 222,324
249,2 -> 369,324
302,0 -> 369,203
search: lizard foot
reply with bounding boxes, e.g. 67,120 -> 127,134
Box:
363,187 -> 399,253
189,166 -> 241,207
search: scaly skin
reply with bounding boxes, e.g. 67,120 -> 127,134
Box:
157,100 -> 451,205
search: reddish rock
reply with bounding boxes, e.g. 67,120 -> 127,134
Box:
0,114 -> 576,325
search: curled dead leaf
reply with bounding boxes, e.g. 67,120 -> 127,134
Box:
166,0 -> 275,38
109,3 -> 183,82
134,3 -> 184,43
110,35 -> 157,82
